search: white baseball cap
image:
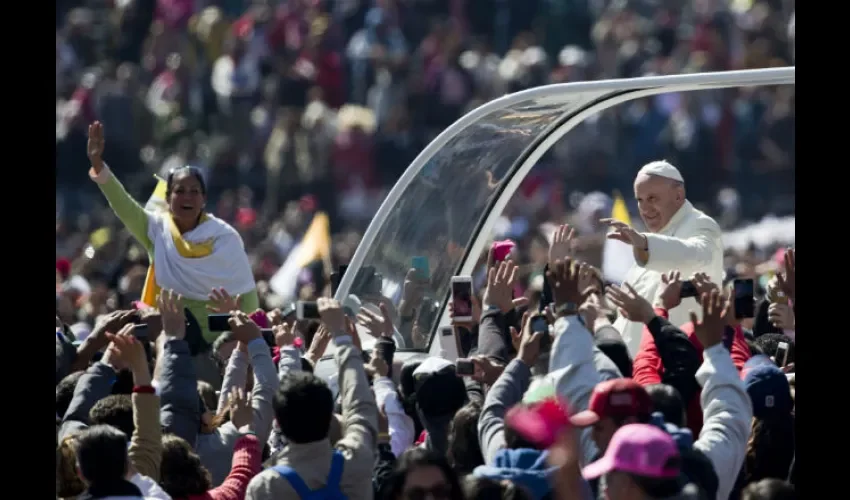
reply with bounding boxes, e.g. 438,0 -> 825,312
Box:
637,161 -> 684,183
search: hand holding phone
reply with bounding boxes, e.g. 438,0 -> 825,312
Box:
679,281 -> 698,298
455,358 -> 475,376
451,276 -> 474,323
208,313 -> 231,332
775,341 -> 790,367
412,256 -> 430,281
296,301 -> 320,320
530,315 -> 552,353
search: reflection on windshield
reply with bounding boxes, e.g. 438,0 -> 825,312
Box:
337,93 -> 611,351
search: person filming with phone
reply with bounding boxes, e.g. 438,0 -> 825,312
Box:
602,161 -> 724,355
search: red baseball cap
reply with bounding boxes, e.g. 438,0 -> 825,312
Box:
570,378 -> 653,427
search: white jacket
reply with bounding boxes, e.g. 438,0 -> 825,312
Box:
613,201 -> 724,355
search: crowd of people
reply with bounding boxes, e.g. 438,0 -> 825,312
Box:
56,1 -> 796,499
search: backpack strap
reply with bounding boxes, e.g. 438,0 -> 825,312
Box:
327,450 -> 345,489
272,465 -> 313,497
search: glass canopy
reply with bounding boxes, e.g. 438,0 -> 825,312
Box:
332,67 -> 794,355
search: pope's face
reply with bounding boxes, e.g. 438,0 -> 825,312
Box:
634,174 -> 682,232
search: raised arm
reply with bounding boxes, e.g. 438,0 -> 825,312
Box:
640,221 -> 720,273
87,122 -> 154,252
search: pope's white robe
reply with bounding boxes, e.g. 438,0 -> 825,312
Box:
613,201 -> 725,356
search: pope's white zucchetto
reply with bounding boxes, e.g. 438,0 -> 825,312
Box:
637,160 -> 684,183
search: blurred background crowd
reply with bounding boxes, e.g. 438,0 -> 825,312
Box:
56,0 -> 795,337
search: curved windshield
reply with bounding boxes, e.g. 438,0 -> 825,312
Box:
336,91 -> 610,351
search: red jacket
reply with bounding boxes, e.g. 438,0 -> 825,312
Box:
186,434 -> 261,500
632,308 -> 751,436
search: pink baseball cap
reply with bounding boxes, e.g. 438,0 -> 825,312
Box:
582,424 -> 681,480
491,240 -> 516,262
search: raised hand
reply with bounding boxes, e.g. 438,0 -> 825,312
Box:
305,325 -> 332,365
776,248 -> 795,301
483,260 -> 519,313
691,272 -> 718,297
655,270 -> 683,311
600,218 -> 648,249
87,121 -> 105,173
689,289 -> 730,349
607,283 -> 655,324
471,355 -> 505,386
545,258 -> 585,309
227,310 -> 262,344
273,322 -> 297,347
317,297 -> 346,334
357,303 -> 394,338
399,269 -> 428,317
549,224 -> 576,264
207,288 -> 241,313
106,324 -> 151,385
768,302 -> 795,330
226,387 -> 253,432
514,312 -> 545,366
158,290 -> 186,339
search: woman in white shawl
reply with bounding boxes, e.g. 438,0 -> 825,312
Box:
86,121 -> 259,345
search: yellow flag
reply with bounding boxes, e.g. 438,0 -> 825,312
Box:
145,176 -> 168,213
611,190 -> 631,226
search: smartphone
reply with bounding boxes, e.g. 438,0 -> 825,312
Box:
451,276 -> 474,323
505,397 -> 571,449
261,328 -> 276,348
374,338 -> 396,368
775,341 -> 789,367
456,358 -> 475,376
412,256 -> 430,280
438,325 -> 462,360
296,301 -> 320,320
734,278 -> 755,319
531,316 -> 551,353
208,313 -> 231,332
680,281 -> 699,298
133,323 -> 149,340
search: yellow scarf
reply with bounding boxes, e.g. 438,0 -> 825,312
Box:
140,214 -> 214,306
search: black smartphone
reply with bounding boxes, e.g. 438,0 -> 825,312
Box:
734,278 -> 755,319
208,313 -> 231,332
531,316 -> 552,352
456,358 -> 475,376
133,323 -> 149,340
261,328 -> 276,348
296,301 -> 320,320
680,281 -> 699,298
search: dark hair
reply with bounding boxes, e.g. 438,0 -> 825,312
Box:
628,458 -> 684,498
753,334 -> 794,365
75,425 -> 129,484
160,433 -> 213,497
447,401 -> 484,475
462,476 -> 533,500
744,414 -> 795,484
89,394 -> 134,438
166,166 -> 207,198
741,478 -> 796,500
645,384 -> 686,427
274,371 -> 334,444
56,371 -> 84,418
212,331 -> 236,356
384,448 -> 464,500
747,339 -> 765,357
111,368 -> 135,395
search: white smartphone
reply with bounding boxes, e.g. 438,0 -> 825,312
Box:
775,342 -> 789,367
450,276 -> 474,323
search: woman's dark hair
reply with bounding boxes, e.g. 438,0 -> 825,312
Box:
744,415 -> 795,484
447,401 -> 484,475
741,478 -> 796,500
56,371 -> 85,418
75,425 -> 129,484
166,166 -> 207,198
384,448 -> 464,500
160,434 -> 213,497
462,476 -> 533,500
645,384 -> 686,427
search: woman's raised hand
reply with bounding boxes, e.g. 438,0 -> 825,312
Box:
87,121 -> 105,174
